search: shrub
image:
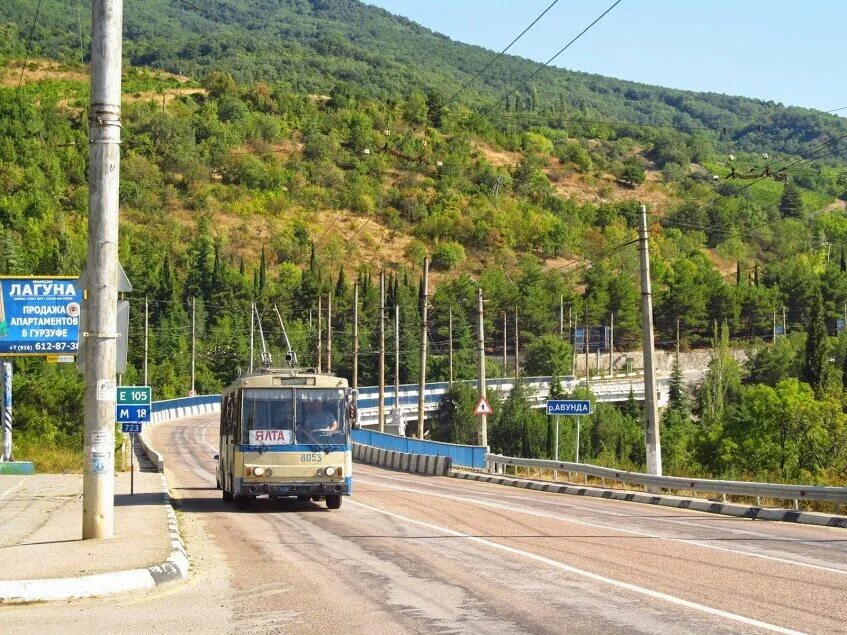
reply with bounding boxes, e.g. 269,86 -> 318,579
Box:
431,241 -> 466,270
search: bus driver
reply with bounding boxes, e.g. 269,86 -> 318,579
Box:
302,400 -> 338,433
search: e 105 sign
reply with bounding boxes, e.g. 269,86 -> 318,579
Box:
546,400 -> 592,416
0,278 -> 82,356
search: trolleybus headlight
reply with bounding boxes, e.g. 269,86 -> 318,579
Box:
254,466 -> 265,477
265,468 -> 273,477
245,467 -> 253,476
316,468 -> 324,476
324,466 -> 336,477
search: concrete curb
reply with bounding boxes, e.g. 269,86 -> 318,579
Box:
451,471 -> 847,529
0,473 -> 189,604
353,442 -> 451,476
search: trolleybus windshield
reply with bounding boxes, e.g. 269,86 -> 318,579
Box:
241,388 -> 346,446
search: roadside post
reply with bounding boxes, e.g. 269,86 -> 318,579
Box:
546,399 -> 592,468
116,386 -> 152,495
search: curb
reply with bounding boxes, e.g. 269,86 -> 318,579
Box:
0,474 -> 189,603
353,442 -> 451,476
451,471 -> 847,529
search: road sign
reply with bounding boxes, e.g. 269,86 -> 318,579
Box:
116,404 -> 151,424
474,396 -> 493,416
546,399 -> 592,416
0,277 -> 82,356
121,422 -> 143,434
117,386 -> 151,405
573,326 -> 609,353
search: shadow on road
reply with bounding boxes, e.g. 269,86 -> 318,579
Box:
171,494 -> 333,514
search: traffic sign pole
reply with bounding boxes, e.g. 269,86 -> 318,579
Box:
130,432 -> 134,497
576,416 -> 581,463
554,415 -> 559,480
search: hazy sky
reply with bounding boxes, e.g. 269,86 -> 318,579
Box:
364,1 -> 844,112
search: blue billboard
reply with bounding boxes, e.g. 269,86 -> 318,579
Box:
0,277 -> 82,356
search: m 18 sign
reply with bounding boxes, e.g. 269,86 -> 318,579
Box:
0,278 -> 82,356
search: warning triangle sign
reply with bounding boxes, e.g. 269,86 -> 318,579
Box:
474,396 -> 493,416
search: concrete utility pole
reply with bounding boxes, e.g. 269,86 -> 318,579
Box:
514,308 -> 519,380
502,313 -> 507,370
352,283 -> 359,390
326,293 -> 332,373
316,295 -> 322,373
378,271 -> 385,432
249,302 -> 254,372
569,305 -> 574,375
448,307 -> 453,385
772,309 -> 777,344
477,287 -> 487,447
560,295 -> 564,338
584,305 -> 590,388
638,204 -> 662,476
394,302 -> 400,423
82,0 -> 122,540
143,296 -> 148,386
417,257 -> 429,439
609,312 -> 614,375
190,297 -> 196,395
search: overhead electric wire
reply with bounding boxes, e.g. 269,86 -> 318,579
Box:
16,0 -> 44,93
442,0 -> 561,109
477,0 -> 624,120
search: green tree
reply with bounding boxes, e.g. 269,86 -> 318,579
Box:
779,181 -> 803,218
430,382 -> 479,445
523,335 -> 573,377
803,288 -> 829,398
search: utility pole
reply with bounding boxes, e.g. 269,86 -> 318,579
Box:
448,307 -> 453,385
249,302 -> 254,372
559,294 -> 564,338
417,257 -> 429,439
352,283 -> 359,390
477,287 -> 487,447
326,293 -> 332,373
584,304 -> 590,388
609,312 -> 614,375
676,319 -> 680,355
784,305 -> 788,337
772,309 -> 776,344
190,297 -> 196,395
83,0 -> 122,540
502,313 -> 507,370
316,295 -> 322,373
639,204 -> 662,476
569,305 -> 574,375
143,296 -> 148,386
378,271 -> 385,432
394,301 -> 400,425
514,308 -> 519,380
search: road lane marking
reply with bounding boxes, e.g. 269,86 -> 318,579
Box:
0,479 -> 25,499
348,499 -> 804,635
357,476 -> 847,577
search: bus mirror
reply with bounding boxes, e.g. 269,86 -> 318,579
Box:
347,403 -> 358,428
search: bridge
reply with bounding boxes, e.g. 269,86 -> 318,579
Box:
356,371 -> 705,429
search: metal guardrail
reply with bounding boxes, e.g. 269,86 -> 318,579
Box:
485,454 -> 847,506
353,428 -> 487,469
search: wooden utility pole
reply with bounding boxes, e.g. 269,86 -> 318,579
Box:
448,307 -> 453,385
639,204 -> 662,476
378,271 -> 385,432
83,0 -> 123,539
352,283 -> 359,390
326,293 -> 332,373
417,257 -> 429,438
190,297 -> 196,395
477,287 -> 487,447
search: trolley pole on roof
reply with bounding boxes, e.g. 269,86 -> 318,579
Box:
82,0 -> 122,540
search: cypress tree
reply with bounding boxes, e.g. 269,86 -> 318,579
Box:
803,288 -> 829,397
840,245 -> 846,273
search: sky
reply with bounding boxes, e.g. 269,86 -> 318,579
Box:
364,1 -> 845,113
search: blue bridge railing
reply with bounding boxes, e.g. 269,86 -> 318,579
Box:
352,428 -> 487,469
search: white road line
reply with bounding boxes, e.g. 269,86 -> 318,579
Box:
0,479 -> 25,500
199,418 -> 218,453
366,470 -> 847,549
348,499 -> 805,635
356,476 -> 847,577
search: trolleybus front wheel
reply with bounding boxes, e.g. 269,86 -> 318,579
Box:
222,489 -> 233,502
326,494 -> 342,509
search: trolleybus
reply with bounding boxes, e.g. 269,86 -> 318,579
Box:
217,368 -> 357,509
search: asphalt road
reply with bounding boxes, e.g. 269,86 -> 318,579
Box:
6,413 -> 847,634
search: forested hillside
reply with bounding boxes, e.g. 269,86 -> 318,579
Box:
1,1 -> 846,485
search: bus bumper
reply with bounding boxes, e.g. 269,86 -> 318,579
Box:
235,479 -> 351,497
